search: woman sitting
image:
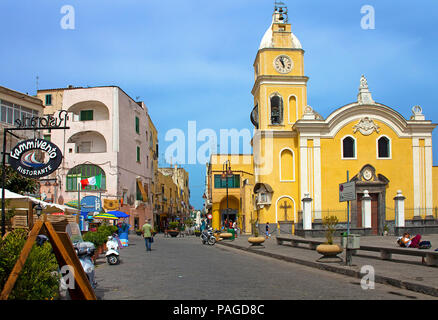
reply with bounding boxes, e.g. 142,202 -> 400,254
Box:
398,232 -> 422,248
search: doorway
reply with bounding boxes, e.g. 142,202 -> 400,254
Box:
221,209 -> 237,228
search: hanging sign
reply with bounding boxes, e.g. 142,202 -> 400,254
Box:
8,138 -> 63,178
103,198 -> 119,211
81,196 -> 102,213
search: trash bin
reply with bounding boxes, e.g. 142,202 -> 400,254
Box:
341,233 -> 360,249
227,228 -> 235,240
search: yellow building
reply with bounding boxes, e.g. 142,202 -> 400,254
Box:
205,154 -> 254,233
156,166 -> 191,231
148,114 -> 159,224
250,5 -> 437,236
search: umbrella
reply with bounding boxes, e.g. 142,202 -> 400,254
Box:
107,211 -> 130,218
94,213 -> 119,220
65,200 -> 79,209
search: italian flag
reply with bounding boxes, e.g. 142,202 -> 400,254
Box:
80,174 -> 102,189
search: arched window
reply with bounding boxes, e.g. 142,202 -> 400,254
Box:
288,95 -> 297,123
280,148 -> 294,181
66,164 -> 106,191
270,94 -> 283,125
377,136 -> 390,158
342,136 -> 356,159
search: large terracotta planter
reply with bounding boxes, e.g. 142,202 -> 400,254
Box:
219,233 -> 233,240
168,230 -> 179,238
248,236 -> 265,248
316,244 -> 343,263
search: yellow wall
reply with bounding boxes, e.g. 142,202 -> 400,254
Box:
254,135 -> 300,225
321,120 -> 414,221
37,89 -> 64,115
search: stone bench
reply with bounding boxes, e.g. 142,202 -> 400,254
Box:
356,245 -> 438,267
276,236 -> 324,250
276,236 -> 438,267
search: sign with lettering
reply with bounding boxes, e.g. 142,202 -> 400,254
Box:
339,182 -> 356,202
81,196 -> 102,213
14,110 -> 69,130
9,139 -> 63,178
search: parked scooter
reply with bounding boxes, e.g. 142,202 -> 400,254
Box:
66,223 -> 97,289
74,241 -> 97,288
105,233 -> 120,265
201,227 -> 216,245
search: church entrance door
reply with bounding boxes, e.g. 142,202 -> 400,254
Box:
356,193 -> 379,235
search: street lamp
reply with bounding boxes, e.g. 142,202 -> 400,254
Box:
34,204 -> 43,218
222,160 -> 233,227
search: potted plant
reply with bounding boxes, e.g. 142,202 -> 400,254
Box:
316,216 -> 343,263
167,221 -> 180,237
248,219 -> 265,247
383,223 -> 389,236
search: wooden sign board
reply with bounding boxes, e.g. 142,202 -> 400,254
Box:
0,217 -> 96,300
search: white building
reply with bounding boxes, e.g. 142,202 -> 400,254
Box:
37,86 -> 157,229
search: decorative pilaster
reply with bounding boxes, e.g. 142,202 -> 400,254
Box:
394,190 -> 406,228
361,190 -> 372,229
302,193 -> 312,230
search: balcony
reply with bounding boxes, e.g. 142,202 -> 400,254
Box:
67,131 -> 107,154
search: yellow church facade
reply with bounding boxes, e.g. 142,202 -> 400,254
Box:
248,6 -> 437,236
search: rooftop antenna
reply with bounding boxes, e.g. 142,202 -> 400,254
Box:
36,75 -> 39,93
274,1 -> 288,23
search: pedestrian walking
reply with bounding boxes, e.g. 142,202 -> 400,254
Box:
232,221 -> 238,238
142,219 -> 153,252
266,222 -> 270,239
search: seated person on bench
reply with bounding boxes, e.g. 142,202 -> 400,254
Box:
397,232 -> 422,248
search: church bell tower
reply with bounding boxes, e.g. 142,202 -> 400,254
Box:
251,2 -> 308,130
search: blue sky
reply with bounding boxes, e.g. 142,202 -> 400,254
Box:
1,0 -> 437,210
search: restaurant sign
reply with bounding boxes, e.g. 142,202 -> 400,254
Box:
9,138 -> 63,178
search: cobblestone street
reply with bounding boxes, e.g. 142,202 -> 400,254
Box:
94,234 -> 435,300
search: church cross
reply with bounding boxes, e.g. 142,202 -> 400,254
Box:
280,200 -> 291,221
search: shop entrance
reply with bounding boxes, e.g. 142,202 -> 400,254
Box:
219,196 -> 239,229
134,217 -> 139,230
221,209 -> 237,228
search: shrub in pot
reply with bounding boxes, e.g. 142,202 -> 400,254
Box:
167,221 -> 180,237
0,229 -> 59,300
316,216 -> 343,262
248,220 -> 265,247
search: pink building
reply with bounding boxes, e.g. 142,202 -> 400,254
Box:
37,86 -> 157,230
